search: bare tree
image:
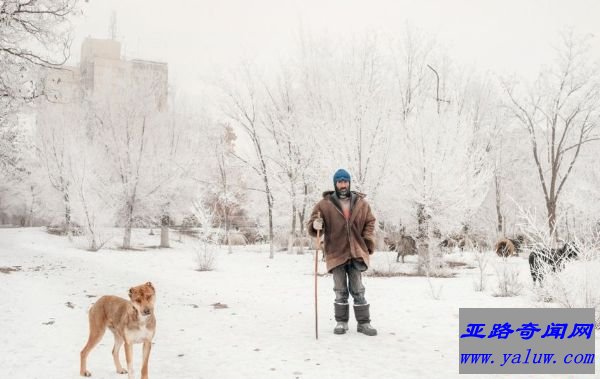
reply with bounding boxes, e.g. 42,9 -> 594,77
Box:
91,73 -> 177,249
453,70 -> 509,236
402,110 -> 491,274
221,63 -> 276,258
1,0 -> 77,215
333,34 -> 393,198
36,101 -> 84,238
389,24 -> 436,121
0,112 -> 26,189
502,31 -> 600,239
397,61 -> 493,274
211,124 -> 241,254
154,107 -> 202,249
299,33 -> 393,199
261,64 -> 318,254
0,0 -> 76,102
215,128 -> 233,253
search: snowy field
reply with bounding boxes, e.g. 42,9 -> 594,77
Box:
0,228 -> 597,379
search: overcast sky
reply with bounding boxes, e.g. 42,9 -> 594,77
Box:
72,0 -> 600,96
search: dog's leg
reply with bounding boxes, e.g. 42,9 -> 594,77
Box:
112,334 -> 127,374
124,342 -> 134,379
141,341 -> 152,379
80,321 -> 106,377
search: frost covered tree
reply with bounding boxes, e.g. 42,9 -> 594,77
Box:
0,118 -> 41,226
36,93 -> 118,248
400,109 -> 491,273
221,63 -> 276,258
0,0 -> 76,104
502,31 -> 600,239
390,24 -> 436,121
392,58 -> 493,273
556,147 -> 600,238
1,0 -> 78,220
36,100 -> 86,237
332,35 -> 394,200
301,33 -> 393,199
452,72 -> 509,237
90,73 -> 184,249
151,107 -> 203,248
35,85 -> 202,250
0,112 -> 26,205
0,113 -> 22,179
373,29 -> 440,231
261,63 -> 320,253
195,123 -> 248,253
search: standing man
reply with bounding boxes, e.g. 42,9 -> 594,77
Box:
307,169 -> 378,336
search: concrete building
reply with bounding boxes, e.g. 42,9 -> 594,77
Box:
46,37 -> 168,111
44,66 -> 81,104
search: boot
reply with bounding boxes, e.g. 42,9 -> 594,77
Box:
354,304 -> 377,336
334,303 -> 349,335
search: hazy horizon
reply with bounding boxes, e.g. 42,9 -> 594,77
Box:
71,0 -> 600,97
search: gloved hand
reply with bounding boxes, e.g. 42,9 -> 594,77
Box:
313,218 -> 323,231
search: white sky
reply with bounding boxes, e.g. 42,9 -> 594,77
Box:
71,0 -> 600,96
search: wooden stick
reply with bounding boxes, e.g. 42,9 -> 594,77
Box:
314,212 -> 320,340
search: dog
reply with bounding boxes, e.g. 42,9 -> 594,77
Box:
80,282 -> 156,379
495,235 -> 526,257
439,237 -> 458,252
495,238 -> 516,257
383,235 -> 417,263
528,242 -> 579,285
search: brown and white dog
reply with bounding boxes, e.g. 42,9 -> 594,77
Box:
80,282 -> 156,379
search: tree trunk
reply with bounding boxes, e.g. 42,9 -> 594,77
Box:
225,208 -> 232,254
546,199 -> 557,241
298,183 -> 308,236
123,223 -> 132,249
64,191 -> 72,240
259,157 -> 274,259
81,186 -> 98,251
268,201 -> 274,259
564,208 -> 571,241
416,203 -> 430,275
417,238 -> 430,276
287,204 -> 297,254
494,173 -> 504,235
28,186 -> 35,227
90,238 -> 98,251
160,214 -> 170,248
0,198 -> 5,223
123,202 -> 134,249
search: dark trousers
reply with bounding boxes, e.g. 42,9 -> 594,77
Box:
332,259 -> 367,305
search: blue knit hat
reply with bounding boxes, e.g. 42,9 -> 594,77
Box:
333,169 -> 351,186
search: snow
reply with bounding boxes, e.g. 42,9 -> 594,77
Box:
0,228 -> 597,379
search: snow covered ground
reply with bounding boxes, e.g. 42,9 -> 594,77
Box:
0,228 -> 597,379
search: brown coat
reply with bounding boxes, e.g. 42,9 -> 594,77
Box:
307,191 -> 376,272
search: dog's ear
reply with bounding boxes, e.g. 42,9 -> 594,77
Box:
128,288 -> 134,298
146,282 -> 154,290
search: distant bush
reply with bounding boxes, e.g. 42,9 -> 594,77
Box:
46,222 -> 83,236
181,214 -> 200,228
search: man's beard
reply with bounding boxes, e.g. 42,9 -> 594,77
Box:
337,188 -> 350,198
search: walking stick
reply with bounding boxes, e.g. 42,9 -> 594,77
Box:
314,212 -> 320,340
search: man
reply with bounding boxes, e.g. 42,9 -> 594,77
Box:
307,169 -> 378,336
